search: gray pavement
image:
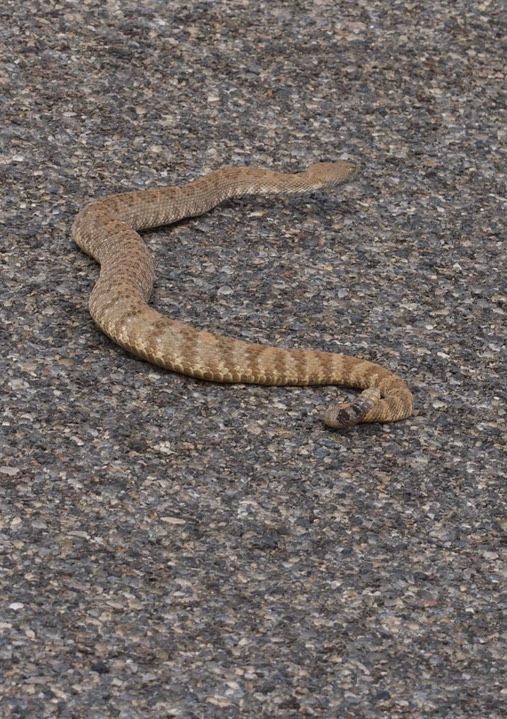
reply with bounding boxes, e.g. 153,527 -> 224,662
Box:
1,1 -> 505,717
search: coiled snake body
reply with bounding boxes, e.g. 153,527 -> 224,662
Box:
72,161 -> 413,429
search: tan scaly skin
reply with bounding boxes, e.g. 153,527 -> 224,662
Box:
72,161 -> 413,429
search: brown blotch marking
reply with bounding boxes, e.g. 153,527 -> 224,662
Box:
139,316 -> 175,361
237,342 -> 267,381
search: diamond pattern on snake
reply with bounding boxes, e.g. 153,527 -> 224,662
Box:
73,161 -> 413,429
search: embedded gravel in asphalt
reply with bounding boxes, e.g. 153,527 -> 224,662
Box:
1,1 -> 505,717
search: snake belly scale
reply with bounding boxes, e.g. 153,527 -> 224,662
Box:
72,161 -> 413,429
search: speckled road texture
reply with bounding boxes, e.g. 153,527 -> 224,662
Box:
1,1 -> 505,718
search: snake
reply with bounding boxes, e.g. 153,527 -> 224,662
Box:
72,161 -> 413,429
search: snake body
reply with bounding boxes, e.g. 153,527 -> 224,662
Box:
72,161 -> 413,429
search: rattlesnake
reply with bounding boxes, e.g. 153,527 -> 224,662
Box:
72,161 -> 413,429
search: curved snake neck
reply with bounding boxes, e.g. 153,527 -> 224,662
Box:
72,161 -> 413,429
